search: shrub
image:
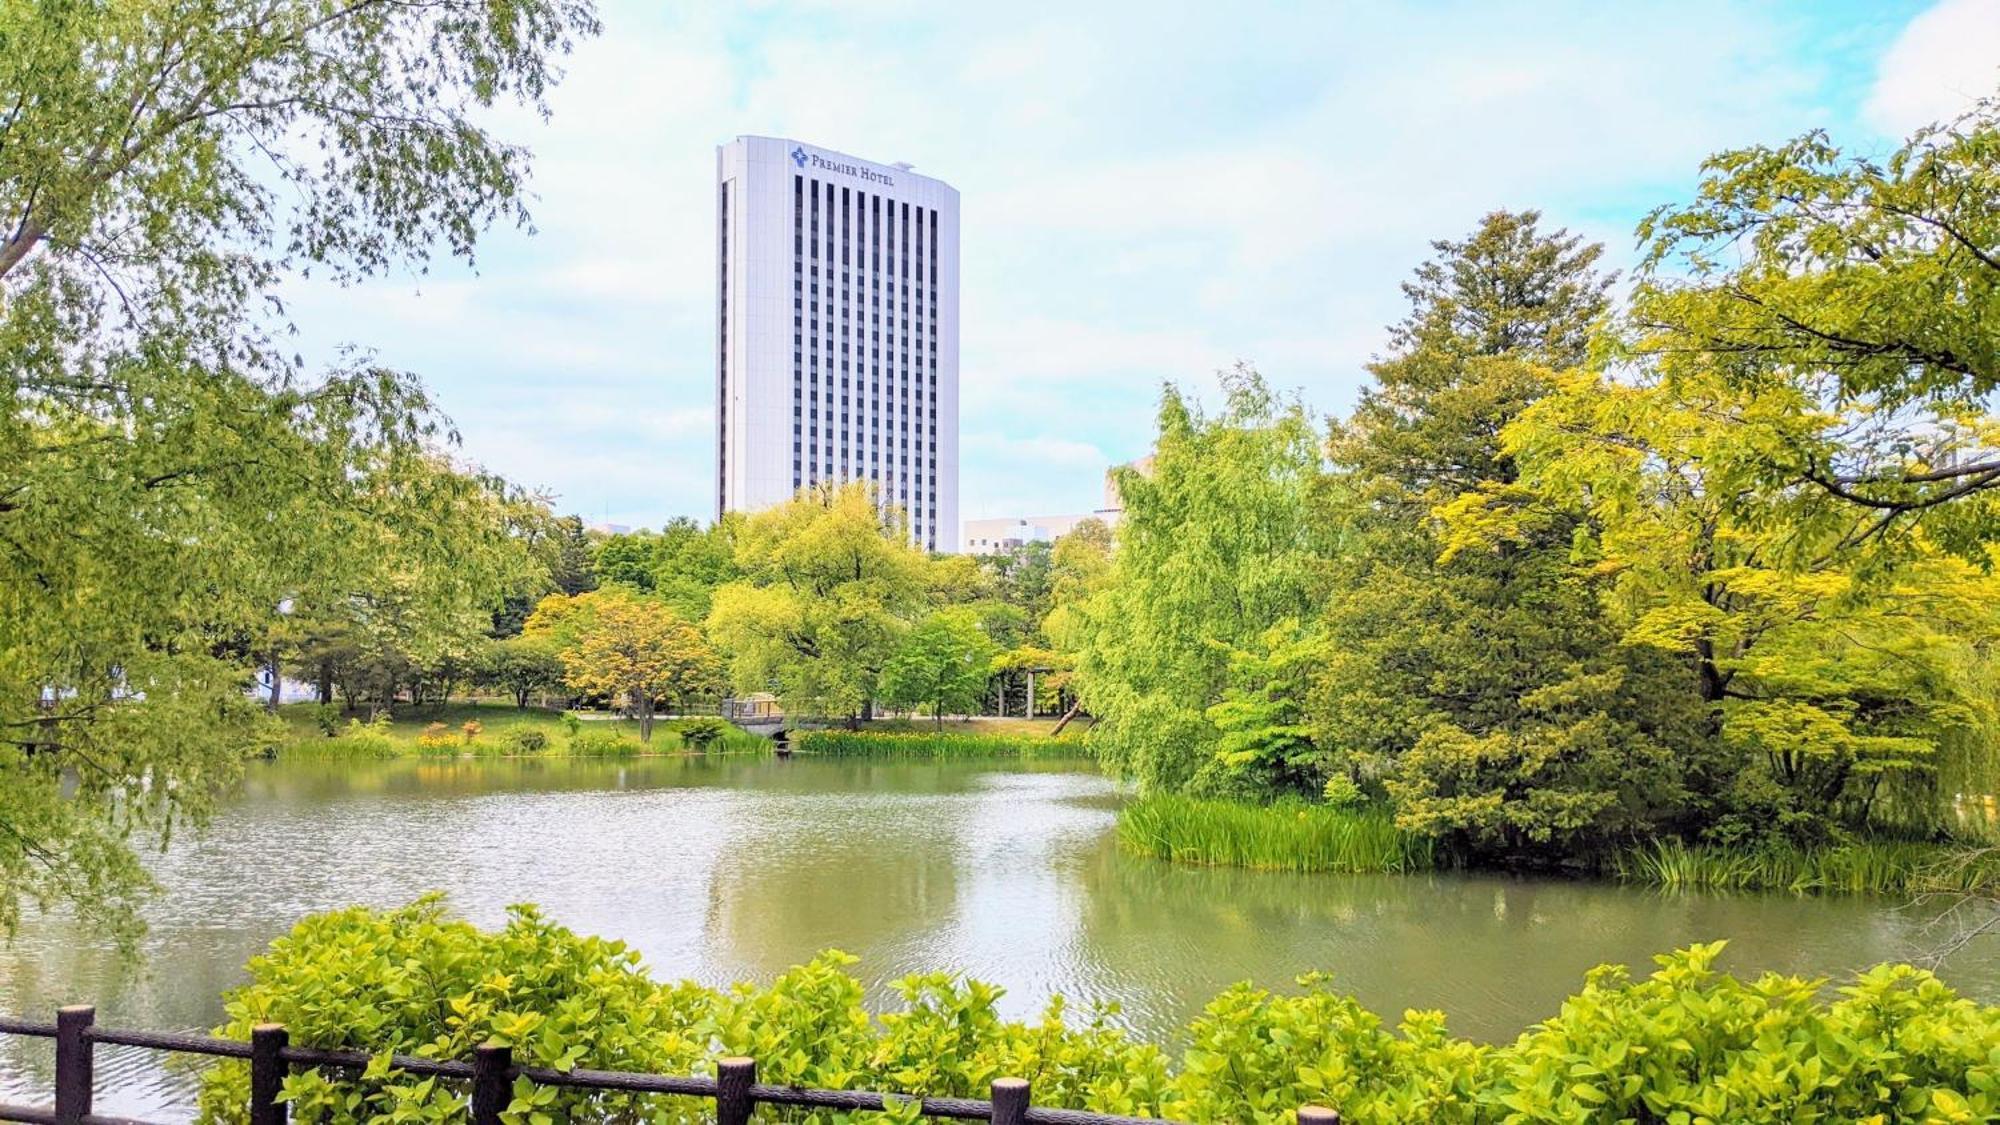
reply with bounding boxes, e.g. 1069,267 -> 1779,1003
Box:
413,721 -> 457,751
310,704 -> 341,737
1118,794 -> 1434,874
460,719 -> 482,743
194,904 -> 2000,1124
676,716 -> 728,749
567,729 -> 642,757
287,717 -> 399,760
505,728 -> 549,754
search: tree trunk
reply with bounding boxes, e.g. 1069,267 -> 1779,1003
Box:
1050,701 -> 1083,738
636,693 -> 654,743
267,648 -> 282,713
316,661 -> 334,705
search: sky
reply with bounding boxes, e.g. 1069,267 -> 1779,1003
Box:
279,0 -> 2000,532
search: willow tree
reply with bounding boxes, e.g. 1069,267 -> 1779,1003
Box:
1069,368 -> 1333,793
705,484 -> 932,724
0,0 -> 598,941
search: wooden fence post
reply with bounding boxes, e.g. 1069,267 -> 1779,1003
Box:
1298,1107 -> 1341,1123
716,1056 -> 755,1125
990,1077 -> 1030,1125
54,1005 -> 94,1125
250,1023 -> 289,1125
471,1043 -> 512,1125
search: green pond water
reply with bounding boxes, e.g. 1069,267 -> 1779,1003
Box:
2,754 -> 1995,1119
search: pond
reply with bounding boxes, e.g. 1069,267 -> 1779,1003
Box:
2,753 -> 1995,1118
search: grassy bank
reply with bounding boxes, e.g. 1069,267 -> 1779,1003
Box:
1117,794 -> 1434,874
1613,837 -> 2000,895
276,701 -> 765,758
792,729 -> 1090,758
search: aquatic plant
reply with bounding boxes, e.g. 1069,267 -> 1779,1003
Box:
1117,794 -> 1434,874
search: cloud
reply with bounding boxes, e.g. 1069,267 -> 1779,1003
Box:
1865,0 -> 2000,135
275,0 -> 1909,532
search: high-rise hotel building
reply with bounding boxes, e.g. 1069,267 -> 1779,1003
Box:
715,136 -> 960,551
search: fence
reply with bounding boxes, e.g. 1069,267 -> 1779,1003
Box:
0,1007 -> 1343,1124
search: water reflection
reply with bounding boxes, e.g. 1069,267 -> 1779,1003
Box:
1,754 -> 1994,1118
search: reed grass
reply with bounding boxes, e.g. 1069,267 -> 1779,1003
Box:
1614,837 -> 2000,895
1117,794 -> 1434,874
792,730 -> 1089,759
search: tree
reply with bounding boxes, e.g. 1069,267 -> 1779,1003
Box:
0,0 -> 597,941
879,611 -> 998,727
594,517 -> 743,620
705,484 -> 932,724
482,636 -> 566,709
1068,369 -> 1334,791
1312,211 -> 1704,857
1469,363 -> 2000,840
1630,93 -> 2000,556
547,591 -> 721,743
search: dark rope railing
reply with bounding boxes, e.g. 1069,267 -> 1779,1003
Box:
0,1006 -> 1343,1123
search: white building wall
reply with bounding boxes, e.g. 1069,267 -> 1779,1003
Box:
716,136 -> 960,552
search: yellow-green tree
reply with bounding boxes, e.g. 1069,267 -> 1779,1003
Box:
0,0 -> 597,940
705,484 -> 931,723
538,590 -> 721,743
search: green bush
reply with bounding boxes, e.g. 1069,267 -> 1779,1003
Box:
284,717 -> 400,760
1118,794 -> 1435,874
195,904 -> 2000,1123
674,716 -> 727,749
310,704 -> 341,737
505,727 -> 550,754
566,729 -> 643,757
794,730 -> 1087,759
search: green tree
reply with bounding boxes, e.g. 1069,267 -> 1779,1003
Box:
0,0 -> 597,941
705,484 -> 931,724
1470,363 -> 2000,840
880,610 -> 999,727
549,589 -> 721,743
481,635 -> 566,710
1313,211 -> 1704,857
1631,93 -> 2000,557
1069,369 -> 1333,792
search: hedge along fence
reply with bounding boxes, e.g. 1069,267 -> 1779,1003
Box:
792,730 -> 1090,759
0,1008 -> 1309,1125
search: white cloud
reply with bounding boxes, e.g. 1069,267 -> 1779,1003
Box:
1866,0 -> 2000,135
274,0 -> 1903,530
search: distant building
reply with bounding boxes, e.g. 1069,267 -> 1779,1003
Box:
962,456 -> 1150,553
715,136 -> 960,552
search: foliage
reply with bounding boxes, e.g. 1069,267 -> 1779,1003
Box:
879,610 -> 1000,727
1615,837 -> 2000,895
197,903 -> 2000,1124
676,717 -> 729,749
1199,619 -> 1326,799
706,484 -> 934,723
1631,95 -> 2000,557
479,635 -> 568,710
506,728 -> 550,754
566,730 -> 646,757
793,731 -> 1088,759
1478,362 -> 2000,840
415,723 -> 457,751
593,517 -> 743,621
1069,369 -> 1334,791
1118,795 -> 1433,875
530,588 -> 722,743
1309,211 -> 1707,860
0,0 -> 597,941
